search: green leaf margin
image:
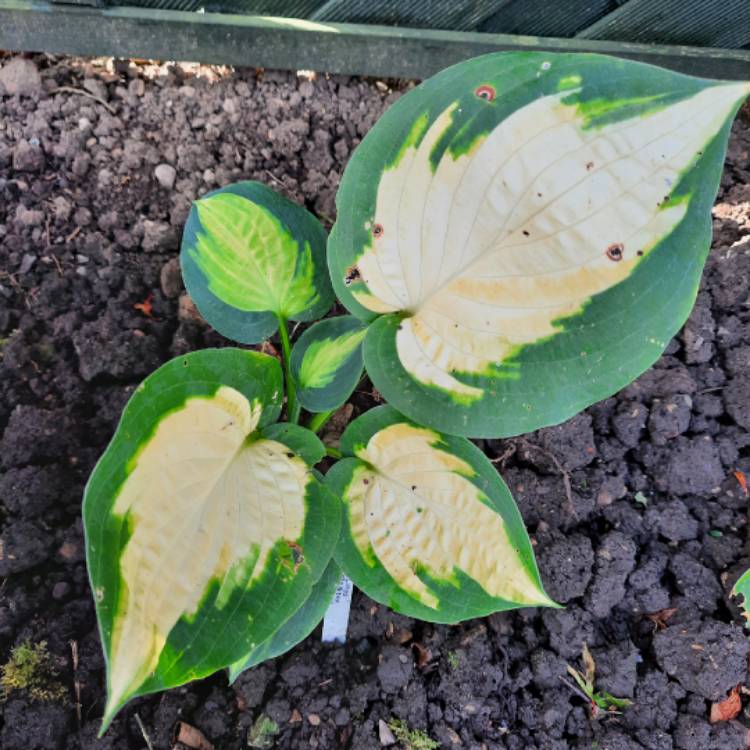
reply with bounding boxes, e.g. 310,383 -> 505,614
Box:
228,559 -> 341,682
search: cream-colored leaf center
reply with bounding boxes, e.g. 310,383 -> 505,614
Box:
347,422 -> 548,609
106,386 -> 307,714
352,82 -> 750,398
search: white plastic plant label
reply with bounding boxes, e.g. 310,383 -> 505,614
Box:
321,574 -> 353,643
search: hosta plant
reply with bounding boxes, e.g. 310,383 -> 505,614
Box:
83,52 -> 750,730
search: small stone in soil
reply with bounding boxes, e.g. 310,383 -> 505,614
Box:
160,257 -> 183,298
154,163 -> 177,189
142,219 -> 178,252
12,139 -> 45,172
0,57 -> 42,97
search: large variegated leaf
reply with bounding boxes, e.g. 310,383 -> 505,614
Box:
325,406 -> 555,622
732,569 -> 750,630
227,558 -> 341,682
182,181 -> 333,344
83,349 -> 340,731
329,52 -> 750,437
291,315 -> 366,412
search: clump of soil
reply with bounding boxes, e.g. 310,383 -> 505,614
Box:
1,52 -> 750,749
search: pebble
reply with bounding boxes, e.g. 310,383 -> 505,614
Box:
52,581 -> 70,600
178,293 -> 205,325
19,253 -> 36,274
378,720 -> 396,746
15,205 -> 44,227
0,57 -> 42,96
73,207 -> 92,227
12,139 -> 45,172
83,77 -> 109,101
160,257 -> 182,298
142,219 -> 178,252
128,78 -> 145,97
154,163 -> 177,189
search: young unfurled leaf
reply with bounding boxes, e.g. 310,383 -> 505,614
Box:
329,51 -> 750,437
325,405 -> 556,622
83,349 -> 340,731
227,559 -> 341,682
732,568 -> 750,629
182,181 -> 333,344
291,316 -> 367,413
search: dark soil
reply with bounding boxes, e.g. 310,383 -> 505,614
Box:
1,52 -> 750,750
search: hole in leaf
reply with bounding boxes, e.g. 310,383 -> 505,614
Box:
372,223 -> 384,238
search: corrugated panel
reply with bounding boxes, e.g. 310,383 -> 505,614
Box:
117,0 -> 203,9
578,0 -> 750,49
202,1 -> 325,15
65,0 -> 748,50
479,0 -> 618,38
309,0 -> 503,31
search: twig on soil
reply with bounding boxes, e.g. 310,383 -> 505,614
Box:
264,170 -> 285,189
65,226 -> 82,244
134,713 -> 155,750
558,675 -> 593,704
490,442 -> 517,470
52,86 -> 116,114
50,254 -> 64,277
492,439 -> 575,515
69,640 -> 82,729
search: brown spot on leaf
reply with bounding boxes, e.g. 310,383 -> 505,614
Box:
606,243 -> 624,262
285,540 -> 305,574
586,161 -> 594,171
372,223 -> 384,238
474,84 -> 496,101
344,265 -> 361,286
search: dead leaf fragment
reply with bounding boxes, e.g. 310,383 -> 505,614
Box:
133,293 -> 154,318
259,340 -> 280,360
412,642 -> 433,669
646,607 -> 677,631
307,713 -> 321,726
734,470 -> 749,497
289,709 -> 302,724
710,685 -> 742,723
172,721 -> 214,750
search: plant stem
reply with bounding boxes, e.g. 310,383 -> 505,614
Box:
308,409 -> 335,434
277,317 -> 300,424
325,445 -> 343,459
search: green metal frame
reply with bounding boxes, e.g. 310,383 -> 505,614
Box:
1,0 -> 749,80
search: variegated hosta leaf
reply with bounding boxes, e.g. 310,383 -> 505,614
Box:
329,51 -> 750,438
732,569 -> 750,629
83,349 -> 340,731
227,559 -> 341,682
182,181 -> 333,344
324,406 -> 555,622
291,315 -> 367,412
